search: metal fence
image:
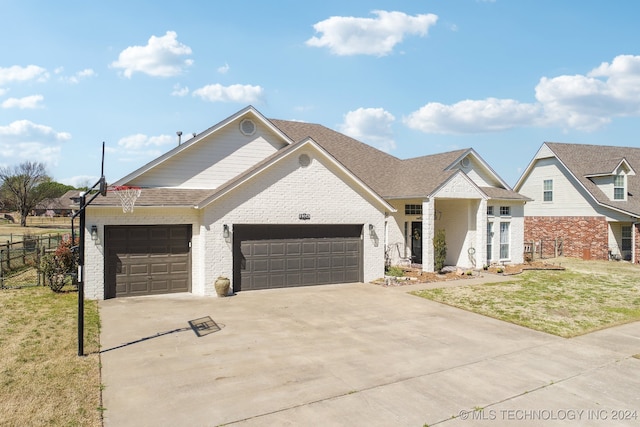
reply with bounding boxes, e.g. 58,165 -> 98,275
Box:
524,238 -> 563,261
0,233 -> 66,288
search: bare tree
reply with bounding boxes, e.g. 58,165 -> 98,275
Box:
0,161 -> 51,226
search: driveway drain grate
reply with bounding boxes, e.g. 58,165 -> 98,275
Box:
188,316 -> 221,337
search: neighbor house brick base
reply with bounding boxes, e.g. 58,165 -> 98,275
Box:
636,223 -> 640,264
524,216 -> 608,260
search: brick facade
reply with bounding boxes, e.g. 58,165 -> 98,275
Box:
524,216 -> 609,260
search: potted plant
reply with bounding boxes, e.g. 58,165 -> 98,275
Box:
214,276 -> 230,297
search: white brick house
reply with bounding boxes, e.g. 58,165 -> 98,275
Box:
83,106 -> 526,299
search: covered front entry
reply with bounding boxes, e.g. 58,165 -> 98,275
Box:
104,225 -> 192,299
233,224 -> 363,291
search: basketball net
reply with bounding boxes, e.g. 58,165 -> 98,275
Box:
111,186 -> 141,213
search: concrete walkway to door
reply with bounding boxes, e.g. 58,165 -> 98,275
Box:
99,281 -> 640,426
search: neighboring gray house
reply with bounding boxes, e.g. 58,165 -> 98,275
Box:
83,106 -> 526,299
515,142 -> 640,262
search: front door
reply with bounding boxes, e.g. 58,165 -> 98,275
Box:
411,221 -> 422,264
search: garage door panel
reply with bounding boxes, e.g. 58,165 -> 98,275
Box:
151,263 -> 169,274
252,259 -> 269,273
237,225 -> 362,291
270,259 -> 285,272
253,243 -> 269,257
129,264 -> 149,275
286,258 -> 301,270
270,243 -> 285,256
286,273 -> 301,286
302,258 -> 316,269
170,261 -> 188,273
317,242 -> 331,254
286,242 -> 301,255
105,225 -> 191,298
317,256 -> 331,269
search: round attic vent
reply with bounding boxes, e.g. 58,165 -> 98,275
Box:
299,154 -> 311,167
239,118 -> 256,136
460,157 -> 470,168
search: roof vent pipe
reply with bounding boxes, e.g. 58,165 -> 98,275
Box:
176,131 -> 183,145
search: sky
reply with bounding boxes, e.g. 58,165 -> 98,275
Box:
2,0 -> 640,188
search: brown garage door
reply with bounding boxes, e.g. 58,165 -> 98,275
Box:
234,225 -> 363,291
105,225 -> 191,298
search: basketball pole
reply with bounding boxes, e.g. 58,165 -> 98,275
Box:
71,142 -> 107,356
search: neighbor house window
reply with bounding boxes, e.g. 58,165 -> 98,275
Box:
614,175 -> 625,200
499,222 -> 510,259
487,206 -> 494,216
543,179 -> 553,202
500,206 -> 511,216
622,225 -> 632,252
405,204 -> 422,215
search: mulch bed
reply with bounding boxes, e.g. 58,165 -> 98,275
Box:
373,261 -> 565,286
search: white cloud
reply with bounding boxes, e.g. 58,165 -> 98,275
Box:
406,54 -> 640,134
0,120 -> 69,166
535,54 -> 640,130
405,98 -> 541,134
0,120 -> 71,143
306,10 -> 438,56
171,84 -> 189,97
111,31 -> 194,78
217,63 -> 230,74
2,94 -> 44,109
0,65 -> 49,85
64,68 -> 96,84
192,83 -> 264,103
339,107 -> 396,152
117,133 -> 174,150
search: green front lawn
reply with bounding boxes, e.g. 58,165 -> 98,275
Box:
0,285 -> 102,426
413,258 -> 640,337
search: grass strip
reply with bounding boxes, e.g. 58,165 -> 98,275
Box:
0,285 -> 102,426
413,260 -> 640,337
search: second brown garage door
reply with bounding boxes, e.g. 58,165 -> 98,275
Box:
234,224 -> 363,291
104,225 -> 191,299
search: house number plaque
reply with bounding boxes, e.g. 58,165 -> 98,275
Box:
299,213 -> 311,220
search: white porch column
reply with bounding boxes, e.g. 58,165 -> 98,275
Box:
422,198 -> 435,272
477,199 -> 487,269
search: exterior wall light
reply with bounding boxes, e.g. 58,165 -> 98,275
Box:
90,225 -> 100,244
223,224 -> 230,239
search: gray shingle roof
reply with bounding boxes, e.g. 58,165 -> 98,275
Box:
83,188 -> 215,208
270,119 -> 525,200
102,116 -> 525,209
545,142 -> 640,217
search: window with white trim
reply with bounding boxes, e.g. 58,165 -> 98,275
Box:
405,204 -> 422,215
622,225 -> 632,252
543,179 -> 553,202
487,206 -> 494,216
499,222 -> 510,259
499,206 -> 511,216
486,222 -> 494,263
614,175 -> 625,200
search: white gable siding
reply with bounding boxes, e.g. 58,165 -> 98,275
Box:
459,156 -> 502,188
591,175 -> 615,200
433,173 -> 485,199
129,119 -> 287,189
201,148 -> 386,294
519,157 -> 618,218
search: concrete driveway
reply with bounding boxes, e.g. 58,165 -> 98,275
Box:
100,281 -> 640,426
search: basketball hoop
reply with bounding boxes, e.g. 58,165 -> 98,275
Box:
110,186 -> 141,213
